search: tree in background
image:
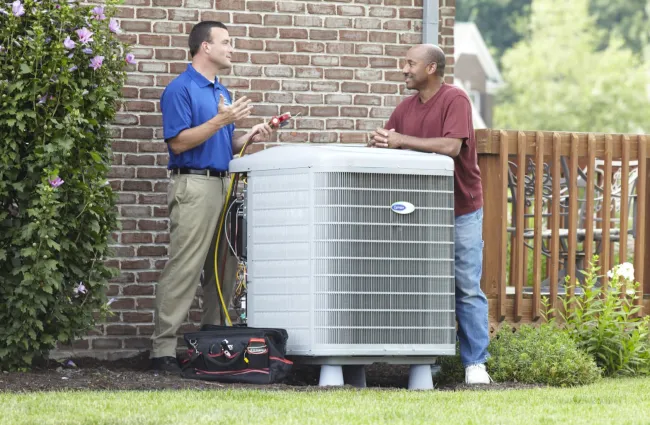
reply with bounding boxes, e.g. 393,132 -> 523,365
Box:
456,0 -> 531,65
589,0 -> 650,59
493,0 -> 649,133
457,0 -> 649,64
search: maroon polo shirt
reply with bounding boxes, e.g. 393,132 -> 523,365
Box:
385,84 -> 483,217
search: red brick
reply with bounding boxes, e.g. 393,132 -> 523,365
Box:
369,7 -> 396,18
354,18 -> 382,29
185,0 -> 212,8
370,57 -> 398,68
356,119 -> 384,131
106,325 -> 138,336
137,245 -> 167,256
136,8 -> 166,19
280,28 -> 308,39
264,14 -> 289,25
251,53 -> 279,65
341,132 -> 368,144
399,8 -> 422,19
369,31 -> 397,43
137,167 -> 168,179
296,119 -> 324,130
122,232 -> 153,244
307,4 -> 336,15
340,30 -> 368,42
341,107 -> 369,117
215,0 -> 244,9
116,7 -> 134,18
121,20 -> 152,32
337,5 -> 365,16
326,119 -> 354,130
325,94 -> 352,104
309,29 -> 338,40
139,34 -> 170,46
294,16 -> 322,27
140,115 -> 163,126
326,43 -> 354,55
311,106 -> 338,117
356,69 -> 382,81
201,11 -> 230,21
139,193 -> 166,204
123,312 -> 154,323
138,272 -> 163,283
153,0 -> 180,5
296,42 -> 325,53
295,94 -> 323,104
312,56 -> 339,66
280,55 -> 309,66
278,1 -> 304,12
155,48 -> 186,60
233,13 -> 262,24
354,95 -> 382,106
325,69 -> 353,80
310,133 -> 337,143
235,39 -> 263,50
265,41 -> 295,52
250,27 -> 278,38
282,81 -> 309,91
153,22 -> 183,33
168,9 -> 198,20
295,67 -> 323,79
341,56 -> 368,67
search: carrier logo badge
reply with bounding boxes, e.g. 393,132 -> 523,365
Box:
391,201 -> 415,215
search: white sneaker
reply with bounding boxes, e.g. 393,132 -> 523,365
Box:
465,364 -> 492,385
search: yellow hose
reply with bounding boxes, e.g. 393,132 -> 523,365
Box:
214,137 -> 255,327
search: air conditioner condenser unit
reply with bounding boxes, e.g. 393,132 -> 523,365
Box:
229,145 -> 456,389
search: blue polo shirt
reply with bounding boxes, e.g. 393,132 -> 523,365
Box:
160,64 -> 235,171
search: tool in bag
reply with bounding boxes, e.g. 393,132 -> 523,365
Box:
180,325 -> 293,384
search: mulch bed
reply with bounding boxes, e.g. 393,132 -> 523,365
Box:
0,352 -> 541,392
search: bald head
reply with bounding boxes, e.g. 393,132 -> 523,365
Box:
409,44 -> 446,77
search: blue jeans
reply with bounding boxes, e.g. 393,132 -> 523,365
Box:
454,208 -> 490,366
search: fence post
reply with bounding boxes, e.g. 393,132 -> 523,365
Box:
478,130 -> 507,321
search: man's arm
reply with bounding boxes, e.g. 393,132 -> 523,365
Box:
168,117 -> 228,155
166,94 -> 252,155
393,133 -> 463,157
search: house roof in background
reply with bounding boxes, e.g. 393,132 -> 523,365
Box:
454,22 -> 505,90
453,78 -> 487,129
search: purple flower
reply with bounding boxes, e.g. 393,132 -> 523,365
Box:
63,36 -> 75,49
125,53 -> 136,65
0,45 -> 5,53
67,53 -> 74,59
108,18 -> 121,34
82,47 -> 92,54
107,298 -> 116,306
75,27 -> 93,44
11,0 -> 24,16
73,282 -> 87,295
0,8 -> 8,15
68,65 -> 77,72
91,6 -> 105,20
89,55 -> 104,70
37,94 -> 47,104
49,177 -> 64,187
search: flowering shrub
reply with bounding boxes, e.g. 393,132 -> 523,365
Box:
0,0 -> 130,369
551,257 -> 650,377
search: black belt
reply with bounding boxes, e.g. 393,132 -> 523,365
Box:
171,168 -> 228,177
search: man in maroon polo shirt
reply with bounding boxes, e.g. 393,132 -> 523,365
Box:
369,44 -> 491,385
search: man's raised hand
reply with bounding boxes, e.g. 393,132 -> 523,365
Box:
216,94 -> 253,126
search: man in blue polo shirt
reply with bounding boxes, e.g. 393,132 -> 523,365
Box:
150,21 -> 274,373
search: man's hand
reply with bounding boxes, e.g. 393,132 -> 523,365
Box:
213,94 -> 252,127
250,122 -> 274,143
368,128 -> 402,149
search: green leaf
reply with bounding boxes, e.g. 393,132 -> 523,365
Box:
20,63 -> 32,74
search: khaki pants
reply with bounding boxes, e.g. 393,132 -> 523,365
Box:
151,174 -> 237,358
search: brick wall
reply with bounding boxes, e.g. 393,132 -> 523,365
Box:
55,0 -> 456,360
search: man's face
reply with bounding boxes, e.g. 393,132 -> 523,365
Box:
203,27 -> 234,69
402,47 -> 435,90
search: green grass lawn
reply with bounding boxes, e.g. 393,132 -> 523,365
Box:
2,377 -> 650,425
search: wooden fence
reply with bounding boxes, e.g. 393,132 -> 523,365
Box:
477,129 -> 650,327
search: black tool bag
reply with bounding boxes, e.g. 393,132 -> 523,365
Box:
180,325 -> 293,384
